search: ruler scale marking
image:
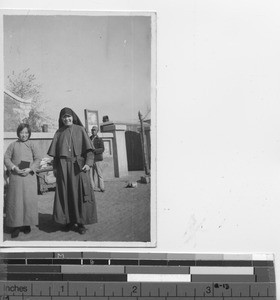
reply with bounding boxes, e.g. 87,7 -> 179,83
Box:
0,252 -> 276,299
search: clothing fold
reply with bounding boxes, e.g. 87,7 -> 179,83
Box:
4,140 -> 41,227
47,123 -> 97,225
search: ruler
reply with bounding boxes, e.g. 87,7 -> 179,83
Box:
0,252 -> 276,299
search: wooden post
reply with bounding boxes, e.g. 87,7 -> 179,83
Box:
138,111 -> 150,176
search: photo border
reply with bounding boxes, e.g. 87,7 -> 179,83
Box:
0,9 -> 157,248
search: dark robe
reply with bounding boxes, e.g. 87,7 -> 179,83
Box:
48,124 -> 97,225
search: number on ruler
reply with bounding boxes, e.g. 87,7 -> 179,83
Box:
132,285 -> 138,294
205,286 -> 212,294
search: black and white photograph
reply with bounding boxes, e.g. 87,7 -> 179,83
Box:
1,11 -> 156,247
2,0 -> 280,285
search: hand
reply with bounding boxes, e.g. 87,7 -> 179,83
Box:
21,168 -> 32,177
82,164 -> 90,172
13,166 -> 24,175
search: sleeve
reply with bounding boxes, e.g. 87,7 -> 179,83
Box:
4,142 -> 15,171
85,150 -> 94,167
52,157 -> 59,170
47,131 -> 59,157
30,142 -> 42,172
94,138 -> 105,155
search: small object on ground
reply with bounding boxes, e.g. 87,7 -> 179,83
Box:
141,175 -> 150,184
126,181 -> 137,188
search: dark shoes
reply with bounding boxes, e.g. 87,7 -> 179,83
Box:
63,223 -> 86,234
11,227 -> 20,238
11,226 -> 31,238
63,223 -> 76,232
77,224 -> 86,235
22,226 -> 31,234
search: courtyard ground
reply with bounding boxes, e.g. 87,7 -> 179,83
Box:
3,171 -> 151,243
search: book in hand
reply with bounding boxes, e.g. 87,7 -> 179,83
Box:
18,161 -> 30,170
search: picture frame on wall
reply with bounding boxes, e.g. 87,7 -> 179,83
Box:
84,109 -> 99,134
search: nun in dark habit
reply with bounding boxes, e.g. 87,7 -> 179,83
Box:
48,107 -> 97,234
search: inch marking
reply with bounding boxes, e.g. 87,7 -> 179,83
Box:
0,287 -> 277,299
0,282 -> 275,295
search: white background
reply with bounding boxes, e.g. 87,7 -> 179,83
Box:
1,0 -> 280,290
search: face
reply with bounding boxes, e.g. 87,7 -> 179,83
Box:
91,127 -> 98,136
62,114 -> 73,126
19,127 -> 29,142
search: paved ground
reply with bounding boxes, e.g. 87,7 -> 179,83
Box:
3,171 -> 151,243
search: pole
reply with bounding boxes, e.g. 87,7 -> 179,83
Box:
138,111 -> 150,176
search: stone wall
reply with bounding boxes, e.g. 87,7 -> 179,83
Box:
4,121 -> 151,179
3,132 -> 115,179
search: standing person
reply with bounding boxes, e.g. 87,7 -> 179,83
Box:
4,123 -> 41,238
90,126 -> 105,192
47,107 -> 97,234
